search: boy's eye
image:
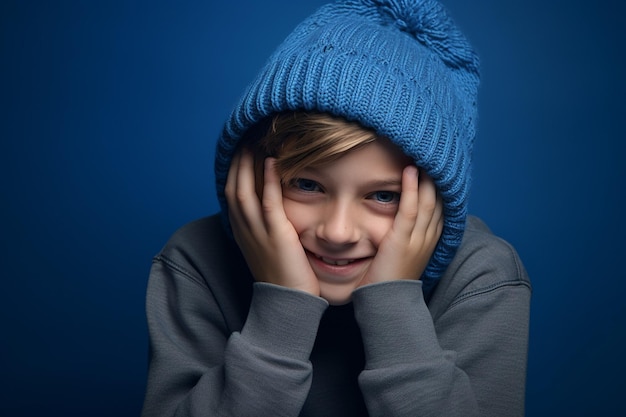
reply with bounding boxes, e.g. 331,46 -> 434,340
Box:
292,178 -> 321,192
371,191 -> 400,203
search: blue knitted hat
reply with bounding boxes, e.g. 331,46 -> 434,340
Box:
214,0 -> 480,295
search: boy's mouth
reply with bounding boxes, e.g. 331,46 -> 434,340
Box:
305,249 -> 372,282
317,255 -> 354,266
309,251 -> 362,266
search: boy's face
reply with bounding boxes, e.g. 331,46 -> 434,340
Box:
282,139 -> 412,305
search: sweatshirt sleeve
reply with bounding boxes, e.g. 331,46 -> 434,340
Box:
141,255 -> 328,417
352,228 -> 531,417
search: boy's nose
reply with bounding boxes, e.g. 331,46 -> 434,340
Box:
316,201 -> 360,246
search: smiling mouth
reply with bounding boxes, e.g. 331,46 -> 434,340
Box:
311,252 -> 359,266
320,257 -> 352,266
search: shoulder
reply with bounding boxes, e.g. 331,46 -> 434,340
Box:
160,214 -> 226,253
157,214 -> 227,261
153,214 -> 246,287
148,214 -> 253,334
428,215 -> 531,313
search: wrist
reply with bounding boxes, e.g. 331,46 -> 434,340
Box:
241,282 -> 328,360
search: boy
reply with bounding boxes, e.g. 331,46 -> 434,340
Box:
141,1 -> 531,416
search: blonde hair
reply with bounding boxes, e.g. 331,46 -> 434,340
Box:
245,112 -> 379,193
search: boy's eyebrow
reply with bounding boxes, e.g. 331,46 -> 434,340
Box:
365,179 -> 403,188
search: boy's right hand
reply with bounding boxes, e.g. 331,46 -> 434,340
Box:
225,149 -> 320,297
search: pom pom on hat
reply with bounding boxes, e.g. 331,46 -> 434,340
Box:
214,0 -> 480,296
373,0 -> 479,71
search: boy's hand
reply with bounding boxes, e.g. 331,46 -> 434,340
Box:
360,166 -> 443,286
225,149 -> 320,296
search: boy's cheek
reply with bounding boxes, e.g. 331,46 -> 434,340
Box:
369,218 -> 395,248
281,199 -> 310,234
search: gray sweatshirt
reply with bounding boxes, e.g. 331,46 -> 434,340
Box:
141,214 -> 531,417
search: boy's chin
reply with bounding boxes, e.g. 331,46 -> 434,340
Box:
319,284 -> 355,306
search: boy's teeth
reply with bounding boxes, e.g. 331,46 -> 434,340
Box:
321,257 -> 351,266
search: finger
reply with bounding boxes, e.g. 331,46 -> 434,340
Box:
434,193 -> 444,236
433,192 -> 444,226
421,177 -> 445,249
261,158 -> 289,228
225,151 -> 252,245
227,149 -> 264,245
424,191 -> 444,243
393,165 -> 419,238
414,170 -> 439,234
225,150 -> 241,206
235,149 -> 264,227
226,151 -> 246,226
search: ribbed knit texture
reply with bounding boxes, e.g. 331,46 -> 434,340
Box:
214,0 -> 480,295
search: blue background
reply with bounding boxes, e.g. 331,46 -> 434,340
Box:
1,0 -> 624,416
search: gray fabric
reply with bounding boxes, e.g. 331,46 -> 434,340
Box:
141,214 -> 531,417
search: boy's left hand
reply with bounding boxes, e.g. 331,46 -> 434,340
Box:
359,166 -> 443,286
